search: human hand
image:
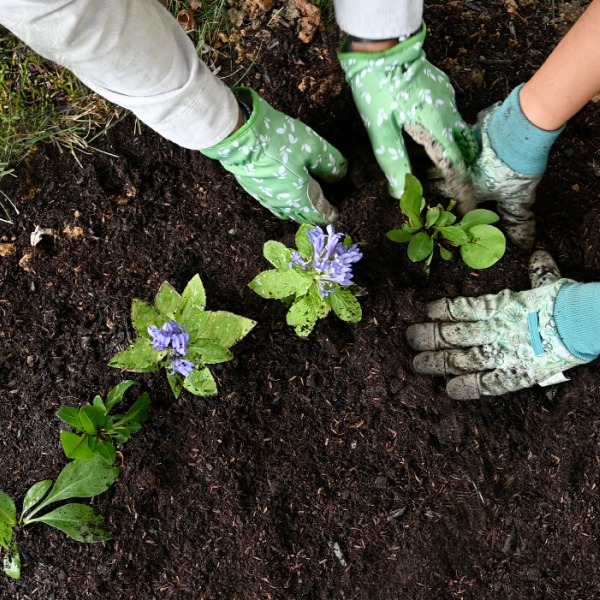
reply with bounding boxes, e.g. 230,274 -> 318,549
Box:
406,251 -> 587,399
338,23 -> 478,214
201,88 -> 347,225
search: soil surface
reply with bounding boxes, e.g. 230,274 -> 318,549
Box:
1,1 -> 599,598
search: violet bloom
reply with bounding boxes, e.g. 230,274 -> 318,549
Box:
148,320 -> 190,355
170,357 -> 194,377
294,225 -> 362,297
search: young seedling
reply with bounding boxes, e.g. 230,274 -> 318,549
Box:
387,174 -> 506,275
0,456 -> 120,579
249,224 -> 363,337
109,274 -> 256,398
56,381 -> 150,465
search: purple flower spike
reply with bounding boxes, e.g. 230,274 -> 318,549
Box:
171,357 -> 194,377
296,225 -> 362,296
148,320 -> 190,356
148,325 -> 171,351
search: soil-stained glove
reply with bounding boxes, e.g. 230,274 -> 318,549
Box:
406,251 -> 588,400
469,106 -> 543,250
338,22 -> 478,214
201,88 -> 346,225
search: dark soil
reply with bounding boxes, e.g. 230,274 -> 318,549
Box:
1,1 -> 600,598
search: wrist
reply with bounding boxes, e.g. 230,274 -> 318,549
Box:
349,37 -> 399,53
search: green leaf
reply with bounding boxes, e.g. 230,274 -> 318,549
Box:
167,374 -> 183,399
438,245 -> 454,261
295,224 -> 314,260
131,299 -> 164,337
248,269 -> 311,300
3,543 -> 20,579
189,311 -> 255,349
438,226 -> 469,245
112,427 -> 132,443
122,392 -> 150,424
425,207 -> 441,228
127,422 -> 142,434
33,504 -> 112,543
79,405 -> 104,435
286,296 -> 318,338
407,232 -> 434,262
183,367 -> 218,397
400,174 -> 424,228
109,338 -> 164,372
0,492 -> 16,527
458,208 -> 500,230
96,441 -> 117,465
29,456 -> 120,517
460,224 -> 506,269
56,407 -> 82,430
154,281 -> 181,319
0,520 -> 12,550
386,228 -> 413,244
177,274 -> 207,325
328,289 -> 362,323
187,341 -> 232,365
435,210 -> 457,227
92,395 -> 106,412
105,380 -> 136,413
60,432 -> 95,461
22,481 -> 52,518
263,240 -> 293,269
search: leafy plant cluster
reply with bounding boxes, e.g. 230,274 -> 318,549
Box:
249,224 -> 363,337
387,174 -> 506,275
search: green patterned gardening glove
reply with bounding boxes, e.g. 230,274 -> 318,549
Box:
406,251 -> 587,399
339,22 -> 478,214
201,88 -> 347,225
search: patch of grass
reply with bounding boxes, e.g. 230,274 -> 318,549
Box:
0,30 -> 124,221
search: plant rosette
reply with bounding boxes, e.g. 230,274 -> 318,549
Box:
109,275 -> 256,398
56,380 -> 150,465
387,174 -> 506,276
248,224 -> 363,337
0,456 -> 119,579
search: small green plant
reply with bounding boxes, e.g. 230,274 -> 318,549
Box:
0,456 -> 120,579
56,381 -> 150,465
109,274 -> 256,398
249,224 -> 363,337
387,174 -> 506,275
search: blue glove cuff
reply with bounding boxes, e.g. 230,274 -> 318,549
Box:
487,84 -> 564,176
554,282 -> 600,362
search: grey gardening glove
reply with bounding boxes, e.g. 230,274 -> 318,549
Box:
428,105 -> 543,250
201,88 -> 346,225
338,22 -> 478,214
406,251 -> 588,399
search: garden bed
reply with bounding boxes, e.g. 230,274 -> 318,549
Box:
1,1 -> 599,598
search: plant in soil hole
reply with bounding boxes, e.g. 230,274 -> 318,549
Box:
0,456 -> 120,579
248,224 -> 363,337
387,174 -> 506,276
56,380 -> 150,465
109,274 -> 256,398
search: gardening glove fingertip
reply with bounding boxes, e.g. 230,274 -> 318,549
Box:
446,374 -> 481,400
413,350 -> 446,375
529,250 -> 561,288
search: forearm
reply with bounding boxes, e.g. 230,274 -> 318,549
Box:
0,0 -> 238,150
520,0 -> 600,130
333,0 -> 423,39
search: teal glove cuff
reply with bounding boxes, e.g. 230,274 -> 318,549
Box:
487,84 -> 564,176
554,282 -> 600,362
339,22 -> 477,213
201,88 -> 347,225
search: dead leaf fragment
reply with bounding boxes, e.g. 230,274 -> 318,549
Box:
30,225 -> 54,247
290,0 -> 321,43
63,225 -> 85,239
0,243 -> 16,257
177,9 -> 195,31
189,0 -> 202,8
19,252 -> 35,273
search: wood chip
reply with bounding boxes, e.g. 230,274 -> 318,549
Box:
290,0 -> 321,43
63,225 -> 85,239
0,243 -> 16,257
